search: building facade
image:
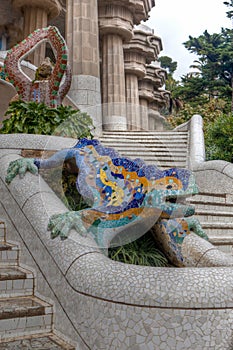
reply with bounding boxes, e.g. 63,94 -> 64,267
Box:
0,0 -> 169,131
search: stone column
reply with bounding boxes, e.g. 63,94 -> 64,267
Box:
125,73 -> 141,130
124,24 -> 161,130
148,109 -> 165,131
98,1 -> 155,131
98,4 -> 133,130
66,0 -> 101,133
13,0 -> 61,66
139,61 -> 168,130
101,32 -> 129,130
149,90 -> 170,131
138,79 -> 154,130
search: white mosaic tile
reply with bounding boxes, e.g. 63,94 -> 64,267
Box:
1,136 -> 233,349
0,134 -> 76,152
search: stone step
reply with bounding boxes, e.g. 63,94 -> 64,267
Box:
101,132 -> 188,137
0,242 -> 19,266
102,145 -> 187,156
147,161 -> 187,168
188,193 -> 230,205
101,131 -> 188,137
100,138 -> 188,145
0,227 -> 75,348
102,141 -> 188,147
116,152 -> 187,160
99,132 -> 189,169
100,136 -> 188,143
196,210 -> 233,223
214,245 -> 233,255
0,223 -> 6,242
0,267 -> 34,298
102,130 -> 188,133
101,143 -> 188,150
0,333 -> 75,349
105,144 -> 187,156
201,222 -> 233,245
191,202 -> 233,213
0,296 -> 52,341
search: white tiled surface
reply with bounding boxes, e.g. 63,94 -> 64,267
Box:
0,278 -> 34,298
0,314 -> 52,341
1,134 -> 233,349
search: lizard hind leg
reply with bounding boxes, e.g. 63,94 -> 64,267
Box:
185,216 -> 209,241
151,216 -> 208,267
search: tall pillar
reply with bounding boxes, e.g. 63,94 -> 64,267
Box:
124,24 -> 161,130
139,61 -> 168,130
138,80 -> 154,130
12,0 -> 61,66
101,33 -> 128,130
98,0 -> 155,131
125,73 -> 141,130
149,90 -> 170,131
66,0 -> 101,132
98,4 -> 133,130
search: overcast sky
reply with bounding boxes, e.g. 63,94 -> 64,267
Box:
145,0 -> 232,79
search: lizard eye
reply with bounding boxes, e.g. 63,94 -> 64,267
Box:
166,185 -> 173,189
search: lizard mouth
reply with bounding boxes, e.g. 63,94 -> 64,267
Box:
165,194 -> 193,205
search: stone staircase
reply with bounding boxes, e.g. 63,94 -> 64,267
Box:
0,221 -> 75,349
187,193 -> 233,253
99,130 -> 189,169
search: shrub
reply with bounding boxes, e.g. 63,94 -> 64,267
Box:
108,231 -> 169,267
205,113 -> 233,162
0,100 -> 94,139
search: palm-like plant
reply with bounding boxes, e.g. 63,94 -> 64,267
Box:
108,231 -> 169,267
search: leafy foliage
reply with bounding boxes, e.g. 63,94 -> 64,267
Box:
205,113 -> 233,162
0,100 -> 94,211
108,231 -> 169,267
182,28 -> 233,111
165,5 -> 233,164
0,100 -> 94,139
158,56 -> 183,114
159,56 -> 177,75
168,98 -> 229,129
224,0 -> 233,18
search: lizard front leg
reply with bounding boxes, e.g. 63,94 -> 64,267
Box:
48,210 -> 88,240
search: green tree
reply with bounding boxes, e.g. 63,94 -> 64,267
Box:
159,56 -> 183,114
167,3 -> 233,162
183,28 -> 233,111
224,0 -> 233,18
0,100 -> 94,138
205,112 -> 233,162
159,56 -> 177,75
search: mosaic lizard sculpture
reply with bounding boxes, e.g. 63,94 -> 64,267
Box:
5,138 -> 208,266
2,26 -> 71,107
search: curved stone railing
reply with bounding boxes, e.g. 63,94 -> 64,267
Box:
1,133 -> 233,349
180,114 -> 233,194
